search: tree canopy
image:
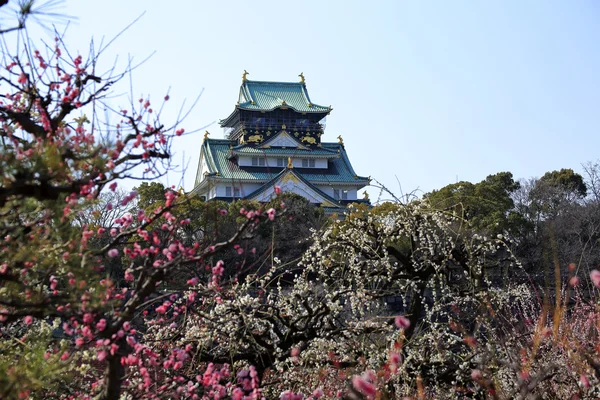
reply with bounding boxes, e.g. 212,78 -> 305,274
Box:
424,172 -> 520,235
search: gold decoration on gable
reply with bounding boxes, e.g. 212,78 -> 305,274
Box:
301,136 -> 316,145
281,172 -> 299,184
247,134 -> 263,143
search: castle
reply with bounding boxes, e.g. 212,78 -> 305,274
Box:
192,72 -> 369,214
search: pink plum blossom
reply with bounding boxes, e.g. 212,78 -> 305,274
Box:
97,350 -> 107,361
352,372 -> 376,398
96,319 -> 107,331
569,276 -> 580,287
394,315 -> 410,330
108,248 -> 119,258
590,269 -> 600,288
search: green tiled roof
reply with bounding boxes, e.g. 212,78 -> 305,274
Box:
231,146 -> 338,157
238,80 -> 330,113
200,139 -> 369,184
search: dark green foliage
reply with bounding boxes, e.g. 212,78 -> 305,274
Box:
425,172 -> 520,235
423,167 -> 600,282
136,182 -> 168,211
540,168 -> 587,198
529,168 -> 587,219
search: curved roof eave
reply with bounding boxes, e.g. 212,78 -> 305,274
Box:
237,104 -> 330,113
202,140 -> 220,173
220,105 -> 331,127
219,107 -> 239,127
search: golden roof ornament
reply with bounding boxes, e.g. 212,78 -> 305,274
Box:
337,135 -> 344,144
362,190 -> 369,201
287,157 -> 293,169
242,70 -> 249,82
203,131 -> 210,140
299,72 -> 305,84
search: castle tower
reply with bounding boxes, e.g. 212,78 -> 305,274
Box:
192,73 -> 370,213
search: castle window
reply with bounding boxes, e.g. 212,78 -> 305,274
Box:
277,158 -> 285,167
302,159 -> 315,168
252,157 -> 266,166
225,187 -> 241,197
334,189 -> 340,199
342,190 -> 348,200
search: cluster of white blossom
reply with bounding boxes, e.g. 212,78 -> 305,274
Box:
144,200 -> 527,398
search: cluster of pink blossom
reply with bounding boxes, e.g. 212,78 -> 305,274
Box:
352,370 -> 377,399
0,32 -> 220,398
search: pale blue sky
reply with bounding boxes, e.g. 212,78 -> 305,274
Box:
10,1 -> 600,200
